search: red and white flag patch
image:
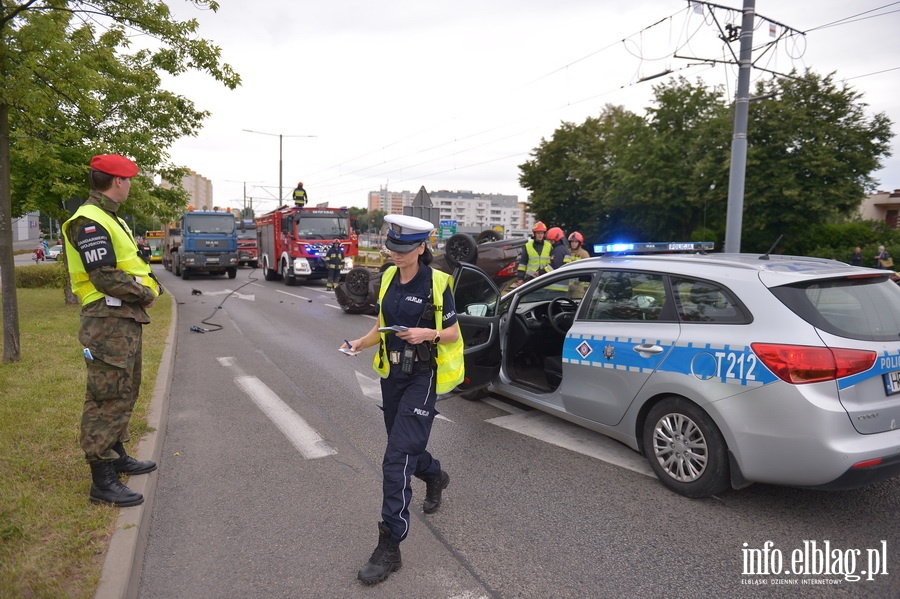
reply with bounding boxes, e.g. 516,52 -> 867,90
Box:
84,225 -> 96,234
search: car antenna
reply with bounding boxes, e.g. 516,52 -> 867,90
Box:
759,234 -> 784,260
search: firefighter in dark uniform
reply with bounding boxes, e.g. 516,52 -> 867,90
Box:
344,214 -> 465,585
62,154 -> 161,507
324,238 -> 344,290
292,181 -> 308,207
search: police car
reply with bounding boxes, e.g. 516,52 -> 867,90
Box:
452,242 -> 900,498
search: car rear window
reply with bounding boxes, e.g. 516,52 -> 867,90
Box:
770,275 -> 900,341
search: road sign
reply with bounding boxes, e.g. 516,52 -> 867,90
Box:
439,219 -> 457,239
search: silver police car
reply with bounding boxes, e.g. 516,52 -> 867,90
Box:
452,244 -> 900,498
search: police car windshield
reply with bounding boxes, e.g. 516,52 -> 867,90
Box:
185,214 -> 235,234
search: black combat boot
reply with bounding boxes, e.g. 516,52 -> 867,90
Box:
423,470 -> 450,514
357,522 -> 402,585
89,461 -> 144,507
112,441 -> 157,475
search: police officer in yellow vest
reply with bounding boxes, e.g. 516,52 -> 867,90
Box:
62,154 -> 161,508
516,221 -> 551,285
344,214 -> 464,585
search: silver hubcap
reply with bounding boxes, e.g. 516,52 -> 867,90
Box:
651,413 -> 708,482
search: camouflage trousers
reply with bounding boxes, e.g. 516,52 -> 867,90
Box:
78,316 -> 143,463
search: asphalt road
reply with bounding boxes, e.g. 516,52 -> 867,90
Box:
137,264 -> 900,598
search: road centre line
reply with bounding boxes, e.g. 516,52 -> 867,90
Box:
275,289 -> 311,301
218,357 -> 336,459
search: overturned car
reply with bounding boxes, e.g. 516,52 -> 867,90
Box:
335,231 -> 526,314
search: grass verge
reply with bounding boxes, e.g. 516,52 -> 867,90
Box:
0,287 -> 172,599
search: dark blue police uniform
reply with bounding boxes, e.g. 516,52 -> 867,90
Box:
378,264 -> 457,542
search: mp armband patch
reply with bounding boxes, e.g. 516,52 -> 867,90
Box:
76,222 -> 116,270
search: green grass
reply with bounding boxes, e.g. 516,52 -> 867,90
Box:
0,287 -> 172,599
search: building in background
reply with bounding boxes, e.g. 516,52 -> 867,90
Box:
368,187 -> 535,238
859,189 -> 900,228
161,169 -> 213,210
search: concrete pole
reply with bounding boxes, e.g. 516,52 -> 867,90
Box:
723,0 -> 756,253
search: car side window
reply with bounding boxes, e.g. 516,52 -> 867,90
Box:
672,277 -> 746,323
585,271 -> 666,321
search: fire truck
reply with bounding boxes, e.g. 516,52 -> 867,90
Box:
236,219 -> 258,268
256,205 -> 357,285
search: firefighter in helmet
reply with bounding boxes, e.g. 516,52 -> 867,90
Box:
515,221 -> 551,285
567,231 -> 590,261
292,182 -> 308,208
324,238 -> 344,291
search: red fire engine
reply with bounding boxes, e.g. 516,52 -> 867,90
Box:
256,205 -> 358,285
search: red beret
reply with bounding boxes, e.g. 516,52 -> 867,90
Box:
90,154 -> 138,178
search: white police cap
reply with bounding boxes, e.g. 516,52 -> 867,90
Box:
384,214 -> 434,253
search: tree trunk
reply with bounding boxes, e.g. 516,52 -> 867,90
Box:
0,102 -> 22,362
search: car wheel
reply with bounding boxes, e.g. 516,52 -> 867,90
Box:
643,397 -> 730,498
227,267 -> 237,279
476,229 -> 503,244
344,266 -> 372,302
444,233 -> 478,268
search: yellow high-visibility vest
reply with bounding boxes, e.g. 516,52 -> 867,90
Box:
63,204 -> 157,306
374,266 -> 465,394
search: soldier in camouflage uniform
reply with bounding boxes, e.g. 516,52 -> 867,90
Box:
62,154 -> 162,507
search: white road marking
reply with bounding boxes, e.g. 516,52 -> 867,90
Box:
218,357 -> 336,459
276,290 -> 311,301
325,304 -> 342,310
201,289 -> 255,300
487,410 -> 654,478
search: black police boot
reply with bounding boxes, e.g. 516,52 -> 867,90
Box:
112,441 -> 157,475
89,461 -> 144,507
357,522 -> 402,585
423,470 -> 450,514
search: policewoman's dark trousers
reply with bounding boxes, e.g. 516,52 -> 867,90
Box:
379,362 -> 441,543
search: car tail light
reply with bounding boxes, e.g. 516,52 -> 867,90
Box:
851,457 -> 883,469
750,344 -> 876,384
496,262 -> 517,278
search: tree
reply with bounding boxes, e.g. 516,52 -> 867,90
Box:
519,73 -> 893,252
1,1 -> 240,362
743,71 -> 894,253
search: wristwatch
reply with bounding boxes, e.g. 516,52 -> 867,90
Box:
432,331 -> 441,344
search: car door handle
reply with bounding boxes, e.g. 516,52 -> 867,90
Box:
632,343 -> 664,356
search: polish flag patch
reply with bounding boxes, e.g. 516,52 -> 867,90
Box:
84,225 -> 96,233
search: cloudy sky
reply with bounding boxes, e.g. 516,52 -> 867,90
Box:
162,0 -> 900,214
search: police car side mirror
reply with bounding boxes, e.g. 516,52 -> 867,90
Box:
466,304 -> 489,317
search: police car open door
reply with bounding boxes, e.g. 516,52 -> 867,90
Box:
451,263 -> 502,394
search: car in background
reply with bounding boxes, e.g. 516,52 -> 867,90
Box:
335,231 -> 526,314
451,244 -> 900,498
46,245 -> 63,260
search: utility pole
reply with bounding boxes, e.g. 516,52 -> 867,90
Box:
676,0 -> 803,253
723,0 -> 755,253
242,130 -> 316,207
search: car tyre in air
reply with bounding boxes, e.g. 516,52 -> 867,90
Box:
445,233 -> 478,268
344,266 -> 372,303
643,397 -> 730,498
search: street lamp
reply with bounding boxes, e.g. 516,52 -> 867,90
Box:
242,129 -> 316,206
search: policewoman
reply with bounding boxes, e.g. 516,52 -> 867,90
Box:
62,154 -> 161,508
344,214 -> 464,585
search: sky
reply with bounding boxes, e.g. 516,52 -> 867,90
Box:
160,0 -> 900,214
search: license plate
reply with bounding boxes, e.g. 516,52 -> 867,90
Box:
207,259 -> 219,264
883,370 -> 900,395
